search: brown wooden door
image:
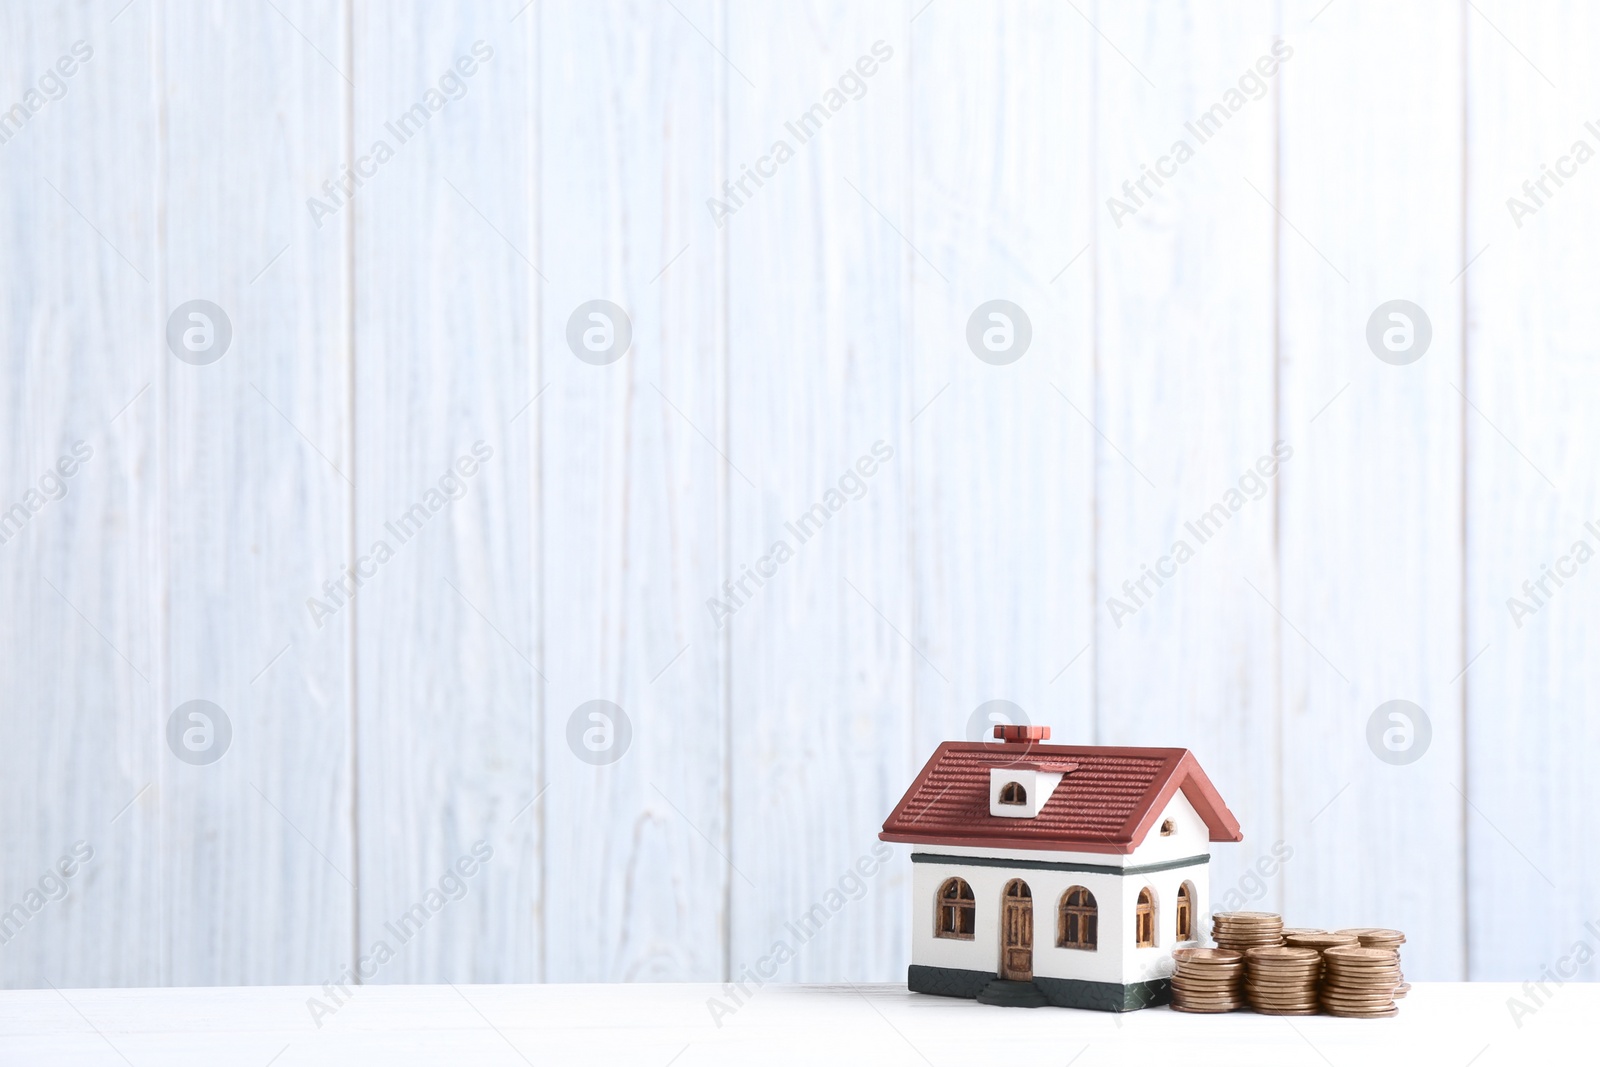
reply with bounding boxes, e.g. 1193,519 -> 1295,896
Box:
1001,880 -> 1033,980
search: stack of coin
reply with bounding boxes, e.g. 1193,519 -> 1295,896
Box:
1243,946 -> 1322,1015
1169,948 -> 1246,1013
1320,945 -> 1401,1018
1212,911 -> 1284,952
1340,928 -> 1409,998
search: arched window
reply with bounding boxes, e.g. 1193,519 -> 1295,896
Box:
1057,886 -> 1098,949
1135,887 -> 1155,947
1160,819 -> 1175,836
936,878 -> 975,939
1176,882 -> 1194,941
999,782 -> 1027,805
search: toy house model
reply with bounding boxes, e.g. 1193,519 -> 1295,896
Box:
879,725 -> 1242,1011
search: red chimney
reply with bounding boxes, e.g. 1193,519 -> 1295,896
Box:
993,724 -> 1051,743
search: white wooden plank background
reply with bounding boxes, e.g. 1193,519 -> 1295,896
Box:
541,0 -> 725,981
0,0 -> 161,987
726,0 -> 911,981
1464,0 -> 1599,981
1,0 -> 1595,991
161,0 -> 356,987
1277,0 -> 1465,977
352,0 -> 539,985
1093,0 -> 1279,926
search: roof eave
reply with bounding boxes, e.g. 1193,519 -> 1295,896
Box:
877,830 -> 1138,855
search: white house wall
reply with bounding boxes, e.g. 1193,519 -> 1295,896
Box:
910,789 -> 1215,985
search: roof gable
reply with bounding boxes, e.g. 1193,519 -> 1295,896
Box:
880,742 -> 1243,855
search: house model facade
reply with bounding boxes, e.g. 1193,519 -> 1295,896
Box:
879,725 -> 1242,1011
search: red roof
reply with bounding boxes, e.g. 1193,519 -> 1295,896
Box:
879,742 -> 1243,855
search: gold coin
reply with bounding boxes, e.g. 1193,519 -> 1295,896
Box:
1170,1003 -> 1239,1014
1171,979 -> 1241,991
1323,1007 -> 1399,1019
1247,969 -> 1320,979
1325,946 -> 1398,962
1252,1006 -> 1320,1016
1249,991 -> 1319,999
1177,953 -> 1248,966
1177,979 -> 1248,991
1326,980 -> 1401,990
1326,993 -> 1399,1002
1248,966 -> 1321,975
1174,965 -> 1245,976
1247,946 -> 1321,960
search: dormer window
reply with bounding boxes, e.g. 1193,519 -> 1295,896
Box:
988,762 -> 1075,818
1160,819 -> 1175,836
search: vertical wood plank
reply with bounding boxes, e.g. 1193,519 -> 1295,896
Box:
1093,3 -> 1280,914
0,0 -> 161,987
909,5 -> 1095,788
353,1 -> 540,981
539,0 -> 726,981
1465,0 -> 1600,979
1278,0 -> 1465,978
726,0 -> 910,980
160,0 -> 355,985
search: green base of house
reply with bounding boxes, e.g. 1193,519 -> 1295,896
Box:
908,964 -> 1169,1013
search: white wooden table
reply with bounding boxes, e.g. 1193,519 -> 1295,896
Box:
0,982 -> 1575,1066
